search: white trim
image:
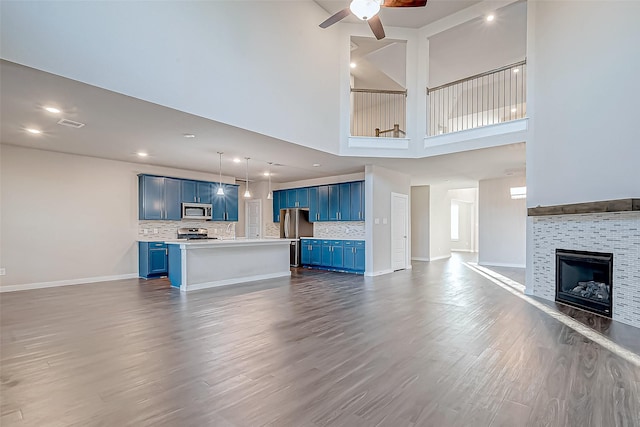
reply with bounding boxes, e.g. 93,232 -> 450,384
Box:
365,269 -> 394,277
0,273 -> 138,293
479,261 -> 526,268
412,257 -> 430,261
348,136 -> 410,150
429,255 -> 451,261
451,249 -> 475,253
180,271 -> 291,292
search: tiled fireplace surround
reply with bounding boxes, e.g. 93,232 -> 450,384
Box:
531,210 -> 640,328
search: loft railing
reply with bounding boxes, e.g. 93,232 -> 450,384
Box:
351,88 -> 407,138
427,60 -> 526,136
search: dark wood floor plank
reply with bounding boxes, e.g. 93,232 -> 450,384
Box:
1,254 -> 639,427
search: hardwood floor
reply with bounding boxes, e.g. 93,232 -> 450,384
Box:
1,256 -> 639,426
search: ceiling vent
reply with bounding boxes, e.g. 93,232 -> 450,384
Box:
57,118 -> 85,129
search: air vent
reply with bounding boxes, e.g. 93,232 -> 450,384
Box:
57,118 -> 85,129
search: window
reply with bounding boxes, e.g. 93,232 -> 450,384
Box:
510,186 -> 526,199
451,202 -> 459,240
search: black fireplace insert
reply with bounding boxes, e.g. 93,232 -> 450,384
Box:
555,249 -> 613,317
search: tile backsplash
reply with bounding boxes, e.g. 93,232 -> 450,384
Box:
313,222 -> 365,239
138,220 -> 237,240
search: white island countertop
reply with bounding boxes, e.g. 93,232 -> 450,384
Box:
166,238 -> 294,292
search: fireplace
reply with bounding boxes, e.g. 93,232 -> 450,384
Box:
556,249 -> 613,317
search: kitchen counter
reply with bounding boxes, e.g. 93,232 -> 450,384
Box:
166,238 -> 294,292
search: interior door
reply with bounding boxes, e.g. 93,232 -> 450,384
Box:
391,193 -> 409,271
245,199 -> 261,239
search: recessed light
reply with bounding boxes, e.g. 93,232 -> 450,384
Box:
137,152 -> 148,157
312,163 -> 321,167
486,14 -> 495,22
44,106 -> 61,114
263,172 -> 271,177
350,62 -> 356,69
26,128 -> 42,134
512,68 -> 519,73
183,133 -> 195,138
233,158 -> 241,163
511,108 -> 517,113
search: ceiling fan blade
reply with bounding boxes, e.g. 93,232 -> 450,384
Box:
382,0 -> 427,7
368,15 -> 385,40
319,7 -> 351,28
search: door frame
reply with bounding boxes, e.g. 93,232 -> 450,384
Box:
245,199 -> 262,239
391,192 -> 409,271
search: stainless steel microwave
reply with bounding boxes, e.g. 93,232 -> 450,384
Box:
181,203 -> 212,220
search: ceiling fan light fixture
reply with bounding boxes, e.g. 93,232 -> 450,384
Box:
349,0 -> 380,21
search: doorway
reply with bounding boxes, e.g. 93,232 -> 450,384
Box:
391,192 -> 409,271
245,199 -> 262,239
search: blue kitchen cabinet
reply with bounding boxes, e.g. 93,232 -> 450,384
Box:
350,181 -> 364,221
272,191 -> 281,222
182,180 -> 212,204
317,186 -> 329,221
343,240 -> 365,272
139,175 -> 181,220
286,187 -> 309,208
311,240 -> 322,265
212,184 -> 239,221
301,241 -> 311,265
338,183 -> 351,221
328,185 -> 340,221
308,187 -> 318,222
139,242 -> 168,278
321,240 -> 344,268
279,189 -> 288,212
286,189 -> 296,208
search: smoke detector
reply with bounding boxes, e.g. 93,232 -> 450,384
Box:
57,118 -> 85,129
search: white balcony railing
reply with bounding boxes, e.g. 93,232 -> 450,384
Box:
351,88 -> 407,138
427,61 -> 526,136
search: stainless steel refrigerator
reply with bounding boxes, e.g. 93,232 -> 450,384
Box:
280,208 -> 314,267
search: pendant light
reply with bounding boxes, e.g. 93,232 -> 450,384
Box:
243,157 -> 251,198
216,152 -> 225,196
267,162 -> 273,200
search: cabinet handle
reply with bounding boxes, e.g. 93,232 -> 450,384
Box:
165,248 -> 168,255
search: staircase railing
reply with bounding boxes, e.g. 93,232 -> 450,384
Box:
351,88 -> 407,138
427,60 -> 526,136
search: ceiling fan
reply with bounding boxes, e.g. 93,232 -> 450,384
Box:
319,0 -> 428,40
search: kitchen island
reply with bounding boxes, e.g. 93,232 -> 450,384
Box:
166,238 -> 293,292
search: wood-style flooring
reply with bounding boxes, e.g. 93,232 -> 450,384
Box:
1,255 -> 639,426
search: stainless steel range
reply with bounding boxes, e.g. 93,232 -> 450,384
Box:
177,228 -> 218,241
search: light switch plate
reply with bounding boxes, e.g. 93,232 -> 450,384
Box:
0,268 -> 6,276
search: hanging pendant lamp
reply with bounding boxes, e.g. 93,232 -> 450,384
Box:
216,152 -> 225,196
244,157 -> 251,198
267,162 -> 273,200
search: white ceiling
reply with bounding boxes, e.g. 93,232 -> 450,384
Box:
0,1 -> 526,189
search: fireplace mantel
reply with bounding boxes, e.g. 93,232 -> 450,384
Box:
528,198 -> 639,217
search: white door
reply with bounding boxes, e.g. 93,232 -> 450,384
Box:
245,199 -> 261,239
391,192 -> 409,271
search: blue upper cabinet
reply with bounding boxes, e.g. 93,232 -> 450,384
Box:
328,184 -> 340,221
272,190 -> 281,222
317,185 -> 329,221
350,181 -> 364,221
182,180 -> 212,204
139,175 -> 181,220
308,187 -> 318,222
338,183 -> 351,221
212,184 -> 238,221
296,187 -> 309,208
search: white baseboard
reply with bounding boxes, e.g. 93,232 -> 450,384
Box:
479,262 -> 526,269
182,271 -> 291,292
365,269 -> 394,277
0,273 -> 139,293
429,255 -> 451,261
451,249 -> 476,253
411,257 -> 429,261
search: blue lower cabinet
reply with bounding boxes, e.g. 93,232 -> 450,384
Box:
354,241 -> 365,271
301,240 -> 322,266
301,239 -> 364,274
139,242 -> 168,278
167,244 -> 182,288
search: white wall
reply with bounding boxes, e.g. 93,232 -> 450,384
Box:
365,164 -> 411,275
0,144 -> 236,288
478,176 -> 526,268
428,1 -> 527,88
526,0 -> 640,207
411,186 -> 430,261
428,185 -> 451,260
0,1 -> 342,154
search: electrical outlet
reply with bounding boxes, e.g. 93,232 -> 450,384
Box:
0,268 -> 6,276
153,229 -> 159,234
143,229 -> 149,235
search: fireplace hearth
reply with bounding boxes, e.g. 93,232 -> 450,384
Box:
556,249 -> 613,317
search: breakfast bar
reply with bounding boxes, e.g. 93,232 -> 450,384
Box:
166,239 -> 293,292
